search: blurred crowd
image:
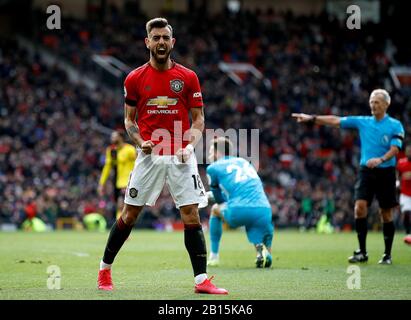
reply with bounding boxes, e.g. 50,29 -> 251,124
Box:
1,7 -> 410,230
0,39 -> 106,226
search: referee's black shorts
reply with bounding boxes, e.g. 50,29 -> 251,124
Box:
354,166 -> 398,209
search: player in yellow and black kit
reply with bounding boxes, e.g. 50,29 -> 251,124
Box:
98,131 -> 136,224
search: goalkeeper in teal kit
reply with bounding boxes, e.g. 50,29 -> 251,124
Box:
206,137 -> 274,268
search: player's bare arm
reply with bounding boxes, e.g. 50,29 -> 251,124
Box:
177,107 -> 205,162
292,113 -> 341,127
366,145 -> 400,169
188,106 -> 205,147
124,103 -> 154,153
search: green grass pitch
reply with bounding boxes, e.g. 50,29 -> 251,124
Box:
0,230 -> 410,300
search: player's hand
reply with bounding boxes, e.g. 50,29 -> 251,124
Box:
176,144 -> 194,163
141,140 -> 155,154
291,113 -> 313,123
97,185 -> 104,196
366,157 -> 384,169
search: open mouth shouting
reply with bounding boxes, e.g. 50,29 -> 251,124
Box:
157,47 -> 167,55
152,46 -> 169,63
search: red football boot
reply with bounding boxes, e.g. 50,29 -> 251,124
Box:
194,276 -> 228,295
98,269 -> 113,291
404,235 -> 411,246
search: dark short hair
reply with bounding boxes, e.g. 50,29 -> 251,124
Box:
212,137 -> 233,156
146,17 -> 173,36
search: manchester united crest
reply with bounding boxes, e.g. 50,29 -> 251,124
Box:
129,188 -> 138,198
170,79 -> 184,93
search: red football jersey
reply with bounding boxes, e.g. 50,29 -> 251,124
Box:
124,61 -> 203,155
397,157 -> 411,196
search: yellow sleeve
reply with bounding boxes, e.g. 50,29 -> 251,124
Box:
129,145 -> 137,161
99,148 -> 112,186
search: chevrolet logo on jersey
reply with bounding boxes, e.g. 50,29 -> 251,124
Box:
147,96 -> 178,108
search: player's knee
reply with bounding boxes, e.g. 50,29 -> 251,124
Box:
122,204 -> 142,226
122,213 -> 137,226
354,201 -> 367,218
380,209 -> 393,223
210,204 -> 220,217
180,205 -> 200,224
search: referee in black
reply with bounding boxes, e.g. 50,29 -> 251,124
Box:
293,89 -> 405,264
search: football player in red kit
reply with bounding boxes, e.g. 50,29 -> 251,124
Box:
97,17 -> 228,294
397,145 -> 411,245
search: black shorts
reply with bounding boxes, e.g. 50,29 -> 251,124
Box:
354,166 -> 398,209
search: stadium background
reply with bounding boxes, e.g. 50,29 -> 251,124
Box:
1,0 -> 410,233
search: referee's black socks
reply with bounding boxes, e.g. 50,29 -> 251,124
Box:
102,217 -> 133,264
184,224 -> 207,276
355,218 -> 368,254
383,221 -> 395,256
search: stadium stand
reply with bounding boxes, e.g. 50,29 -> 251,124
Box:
1,4 -> 410,231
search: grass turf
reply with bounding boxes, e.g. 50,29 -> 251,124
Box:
0,229 -> 410,300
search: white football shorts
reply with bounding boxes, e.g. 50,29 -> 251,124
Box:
400,193 -> 411,212
124,150 -> 208,209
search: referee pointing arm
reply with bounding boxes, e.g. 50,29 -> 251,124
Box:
292,89 -> 405,265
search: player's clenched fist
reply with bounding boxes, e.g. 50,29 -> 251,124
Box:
141,140 -> 155,154
176,144 -> 194,163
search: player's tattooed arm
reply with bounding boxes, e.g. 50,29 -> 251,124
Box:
124,103 -> 144,147
126,125 -> 139,138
